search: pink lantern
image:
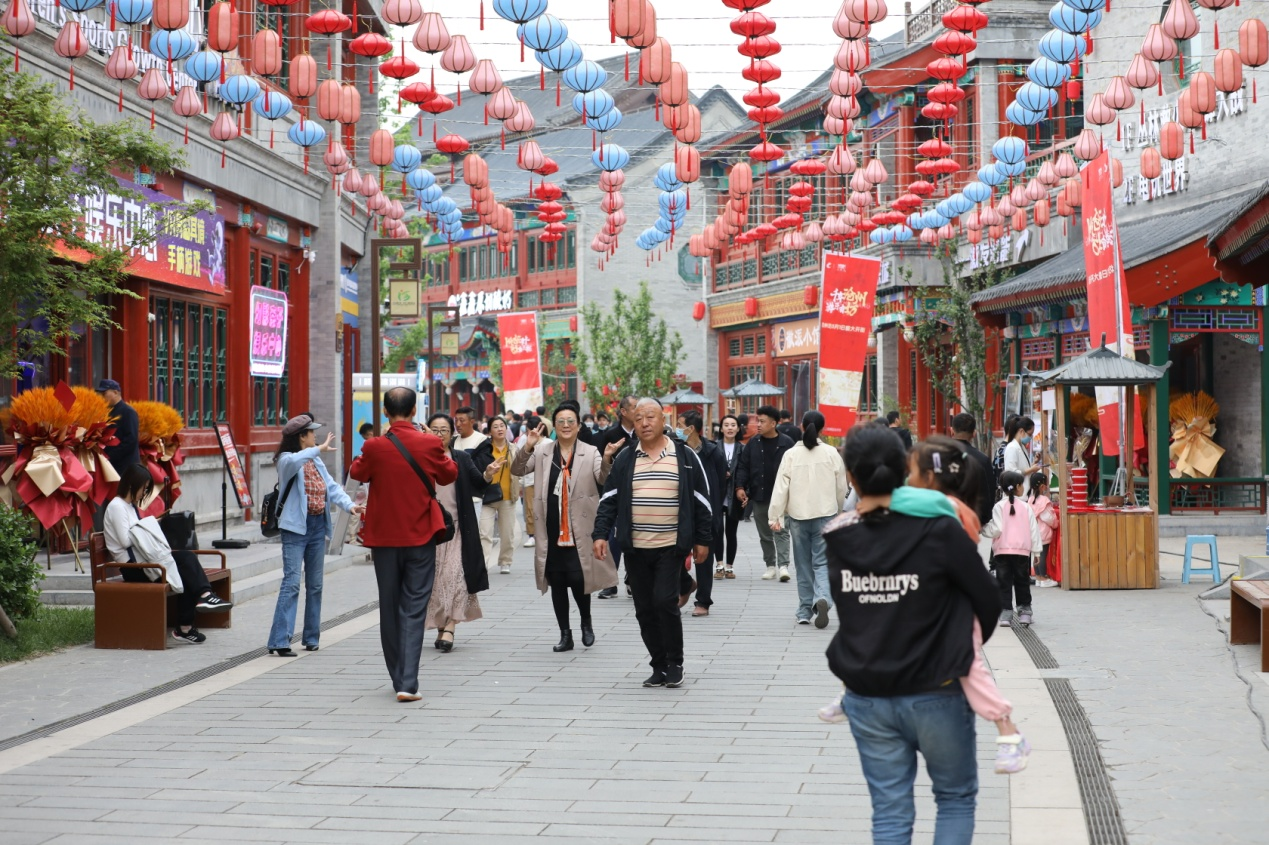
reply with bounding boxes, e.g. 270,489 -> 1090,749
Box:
2,0 -> 36,71
415,12 -> 451,55
843,0 -> 888,26
254,29 -> 283,77
206,1 -> 239,55
641,37 -> 673,85
152,0 -> 189,31
505,100 -> 536,134
105,44 -> 137,112
54,21 -> 89,89
382,0 -> 424,27
172,86 -> 201,144
343,169 -> 365,196
441,34 -> 477,102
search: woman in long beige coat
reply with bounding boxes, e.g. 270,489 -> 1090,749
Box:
511,401 -> 616,652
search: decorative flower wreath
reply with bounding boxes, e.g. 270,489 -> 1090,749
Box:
134,401 -> 186,517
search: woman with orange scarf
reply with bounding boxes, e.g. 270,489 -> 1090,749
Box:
512,400 -> 615,652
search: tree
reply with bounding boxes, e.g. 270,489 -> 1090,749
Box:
0,65 -> 190,378
577,281 -> 684,413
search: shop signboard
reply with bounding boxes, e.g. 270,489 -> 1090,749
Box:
772,317 -> 820,358
497,312 -> 544,413
249,286 -> 289,378
818,253 -> 882,438
214,424 -> 253,509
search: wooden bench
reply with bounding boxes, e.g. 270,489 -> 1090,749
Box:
89,532 -> 233,650
1230,579 -> 1269,673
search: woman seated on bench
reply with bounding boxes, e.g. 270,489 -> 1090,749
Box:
103,464 -> 232,644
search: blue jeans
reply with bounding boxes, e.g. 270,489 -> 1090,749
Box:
268,513 -> 327,649
789,516 -> 832,621
840,686 -> 979,845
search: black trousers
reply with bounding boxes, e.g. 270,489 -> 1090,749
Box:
626,546 -> 686,671
993,553 -> 1033,611
121,549 -> 211,626
721,506 -> 741,567
371,545 -> 436,695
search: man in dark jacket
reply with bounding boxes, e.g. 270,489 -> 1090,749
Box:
595,394 -> 639,598
594,398 -> 712,688
97,379 -> 140,473
776,409 -> 802,441
680,410 -> 725,617
887,411 -> 914,450
951,412 -> 996,526
734,405 -> 794,581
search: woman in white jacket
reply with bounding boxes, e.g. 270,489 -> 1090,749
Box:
768,411 -> 848,629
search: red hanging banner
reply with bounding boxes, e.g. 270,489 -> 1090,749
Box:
818,252 -> 882,438
497,311 -> 544,413
1080,151 -> 1133,457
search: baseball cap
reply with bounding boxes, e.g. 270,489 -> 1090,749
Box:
96,379 -> 121,392
282,414 -> 322,436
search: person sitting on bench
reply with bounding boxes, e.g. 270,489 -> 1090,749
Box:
103,464 -> 232,644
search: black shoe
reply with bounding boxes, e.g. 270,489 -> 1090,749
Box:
304,645 -> 319,652
196,593 -> 233,612
437,629 -> 454,653
553,630 -> 574,652
268,647 -> 297,657
596,587 -> 618,599
581,625 -> 595,648
814,598 -> 831,629
626,584 -> 632,597
172,628 -> 206,644
642,671 -> 666,687
665,665 -> 684,688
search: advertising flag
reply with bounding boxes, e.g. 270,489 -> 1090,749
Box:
818,252 -> 883,437
497,312 -> 544,413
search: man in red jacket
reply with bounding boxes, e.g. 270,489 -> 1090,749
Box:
350,387 -> 457,702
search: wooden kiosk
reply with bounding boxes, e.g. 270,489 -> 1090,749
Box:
1030,345 -> 1171,590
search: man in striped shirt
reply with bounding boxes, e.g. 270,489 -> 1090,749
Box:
594,399 -> 713,689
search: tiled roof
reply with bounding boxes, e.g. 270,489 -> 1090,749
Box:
1028,344 -> 1171,386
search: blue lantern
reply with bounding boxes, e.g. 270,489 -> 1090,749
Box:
219,75 -> 261,106
391,145 -> 423,174
963,181 -> 994,204
150,29 -> 197,62
253,92 -> 292,121
1049,3 -> 1101,35
1005,101 -> 1047,127
1038,30 -> 1087,64
519,15 -> 568,52
658,190 -> 688,213
592,144 -> 630,171
586,107 -> 623,133
562,60 -> 607,93
287,120 -> 326,148
111,0 -> 153,25
1026,57 -> 1071,89
536,39 -> 583,73
573,89 -> 615,119
417,184 -> 443,205
1016,81 -> 1059,112
992,136 -> 1029,165
925,211 -> 950,229
655,163 -> 682,192
435,198 -> 458,216
1061,0 -> 1106,12
996,160 -> 1027,178
61,0 -> 104,11
870,228 -> 894,245
893,226 -> 914,243
947,193 -> 976,216
977,165 -> 1007,187
493,0 -> 548,24
185,50 -> 223,84
654,218 -> 676,235
406,169 -> 436,192
907,213 -> 926,230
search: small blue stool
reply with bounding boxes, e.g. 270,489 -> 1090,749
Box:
1183,535 -> 1221,584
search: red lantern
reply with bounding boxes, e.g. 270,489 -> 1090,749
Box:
675,145 -> 701,184
743,59 -> 781,85
253,30 -> 283,77
305,10 -> 353,36
611,0 -> 646,40
381,56 -> 421,81
290,54 -> 319,100
369,129 -> 394,168
569,315 -> 579,332
641,37 -> 673,85
338,84 -> 362,126
738,35 -> 782,61
660,63 -> 690,107
943,5 -> 988,35
625,1 -> 658,49
1215,48 -> 1244,93
206,1 -> 239,54
744,297 -> 759,318
152,0 -> 189,31
803,285 -> 818,307
1241,18 -> 1269,67
1033,199 -> 1050,227
692,302 -> 707,322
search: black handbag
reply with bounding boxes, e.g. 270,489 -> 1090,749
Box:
260,476 -> 297,538
386,433 -> 456,544
160,510 -> 199,550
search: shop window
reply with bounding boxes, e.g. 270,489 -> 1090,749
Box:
150,296 -> 229,429
527,240 -> 537,272
518,291 -> 539,307
459,249 -> 469,283
756,335 -> 766,355
743,336 -> 755,356
251,255 -> 291,426
541,287 -> 557,306
558,286 -> 577,304
729,338 -> 741,357
567,230 -> 576,268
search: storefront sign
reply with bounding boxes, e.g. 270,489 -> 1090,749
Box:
77,177 -> 227,293
389,280 -> 420,317
818,253 -> 882,437
772,318 -> 820,358
32,1 -> 199,89
339,268 -> 359,329
497,312 -> 544,413
449,289 -> 513,317
249,286 -> 289,378
440,331 -> 461,357
266,217 -> 289,243
213,424 -> 253,509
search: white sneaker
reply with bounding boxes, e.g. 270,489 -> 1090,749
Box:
778,567 -> 791,582
818,699 -> 847,724
499,565 -> 511,575
762,566 -> 777,580
523,536 -> 535,547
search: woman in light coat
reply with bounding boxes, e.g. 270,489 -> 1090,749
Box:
473,417 -> 521,574
511,401 -> 616,652
768,411 -> 848,629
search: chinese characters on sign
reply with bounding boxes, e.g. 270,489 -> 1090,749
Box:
818,253 -> 882,438
449,289 -> 513,317
772,318 -> 821,358
214,424 -> 254,509
1120,88 -> 1244,205
497,312 -> 544,413
249,286 -> 289,378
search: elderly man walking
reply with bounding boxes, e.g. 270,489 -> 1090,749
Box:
593,399 -> 712,689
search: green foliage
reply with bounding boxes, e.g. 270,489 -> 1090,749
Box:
0,607 -> 96,663
384,305 -> 442,373
0,505 -> 41,621
0,64 -> 193,378
577,282 -> 684,413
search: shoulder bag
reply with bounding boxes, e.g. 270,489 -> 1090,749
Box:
260,474 -> 297,538
386,432 -> 456,544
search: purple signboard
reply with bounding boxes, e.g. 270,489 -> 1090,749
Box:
250,286 -> 289,378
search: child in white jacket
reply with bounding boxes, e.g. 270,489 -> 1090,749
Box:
981,470 -> 1042,627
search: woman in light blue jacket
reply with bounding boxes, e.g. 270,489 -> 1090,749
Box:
267,414 -> 361,656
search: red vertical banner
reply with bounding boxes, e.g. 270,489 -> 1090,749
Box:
497,312 -> 544,413
818,252 -> 882,438
1081,151 -> 1133,457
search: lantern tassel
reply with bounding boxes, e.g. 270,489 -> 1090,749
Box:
69,64 -> 75,90
540,65 -> 545,90
1215,20 -> 1220,50
625,52 -> 630,81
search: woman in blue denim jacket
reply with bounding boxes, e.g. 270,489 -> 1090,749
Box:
267,414 -> 362,657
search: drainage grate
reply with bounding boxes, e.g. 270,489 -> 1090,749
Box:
1045,678 -> 1130,845
1012,621 -> 1060,669
0,599 -> 379,755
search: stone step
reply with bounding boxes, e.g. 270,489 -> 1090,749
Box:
1159,513 -> 1266,538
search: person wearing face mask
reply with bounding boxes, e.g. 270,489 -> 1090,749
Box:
1002,417 -> 1040,495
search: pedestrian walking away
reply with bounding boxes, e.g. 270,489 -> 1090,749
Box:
982,470 -> 1043,627
767,411 -> 846,628
733,404 -> 794,582
473,417 -> 520,574
823,425 -> 1002,845
716,414 -> 744,580
267,414 -> 361,656
350,387 -> 458,702
593,398 -> 712,689
423,414 -> 492,653
678,410 -> 726,616
512,401 -> 617,652
596,394 -> 638,599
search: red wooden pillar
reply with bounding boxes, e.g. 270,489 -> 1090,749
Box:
288,247 -> 311,416
118,279 -> 150,398
227,225 -> 255,505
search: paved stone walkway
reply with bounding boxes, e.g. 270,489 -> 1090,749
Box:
0,523 -> 1015,844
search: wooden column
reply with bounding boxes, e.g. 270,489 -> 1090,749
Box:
1056,383 -> 1072,591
